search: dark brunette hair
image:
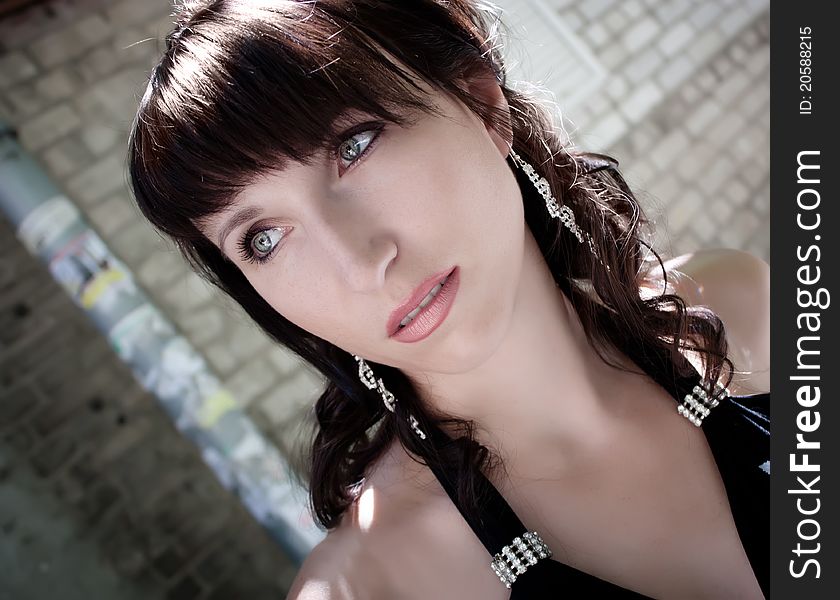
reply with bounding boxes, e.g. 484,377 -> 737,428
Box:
127,0 -> 733,531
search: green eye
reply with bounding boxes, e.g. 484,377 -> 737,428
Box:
334,124 -> 384,174
338,130 -> 376,163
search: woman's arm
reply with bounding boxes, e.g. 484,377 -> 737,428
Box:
640,248 -> 771,395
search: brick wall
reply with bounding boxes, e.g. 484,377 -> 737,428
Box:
499,0 -> 770,262
0,213 -> 297,598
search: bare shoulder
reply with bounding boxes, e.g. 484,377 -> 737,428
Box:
640,248 -> 770,394
285,445 -> 431,599
286,445 -> 507,600
285,529 -> 377,600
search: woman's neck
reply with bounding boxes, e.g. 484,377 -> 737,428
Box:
407,229 -> 646,467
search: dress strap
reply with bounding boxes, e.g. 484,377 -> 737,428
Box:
424,427 -> 528,557
423,447 -> 557,590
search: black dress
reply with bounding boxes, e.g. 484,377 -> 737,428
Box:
424,341 -> 770,599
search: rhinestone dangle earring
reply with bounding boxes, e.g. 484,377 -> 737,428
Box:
353,355 -> 427,440
509,149 -> 610,272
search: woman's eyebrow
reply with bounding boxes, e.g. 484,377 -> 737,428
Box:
217,205 -> 264,253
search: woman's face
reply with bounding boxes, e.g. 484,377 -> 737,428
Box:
200,79 -> 526,376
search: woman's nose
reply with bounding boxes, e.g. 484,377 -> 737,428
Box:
316,210 -> 397,293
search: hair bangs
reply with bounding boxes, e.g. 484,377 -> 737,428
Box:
129,0 -> 449,241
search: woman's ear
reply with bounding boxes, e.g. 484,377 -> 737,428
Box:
458,70 -> 513,157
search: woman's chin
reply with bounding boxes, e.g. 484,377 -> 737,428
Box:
420,301 -> 515,374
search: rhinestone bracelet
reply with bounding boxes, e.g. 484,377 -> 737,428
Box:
490,530 -> 553,588
677,381 -> 728,427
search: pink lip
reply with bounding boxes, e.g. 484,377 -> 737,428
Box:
387,266 -> 459,341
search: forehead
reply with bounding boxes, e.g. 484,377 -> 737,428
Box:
200,101 -> 440,206
195,80 -> 462,256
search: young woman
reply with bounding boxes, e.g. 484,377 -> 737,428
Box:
127,1 -> 770,598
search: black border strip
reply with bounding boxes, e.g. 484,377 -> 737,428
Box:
771,2 -> 838,597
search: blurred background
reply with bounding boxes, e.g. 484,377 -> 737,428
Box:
0,0 -> 769,598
